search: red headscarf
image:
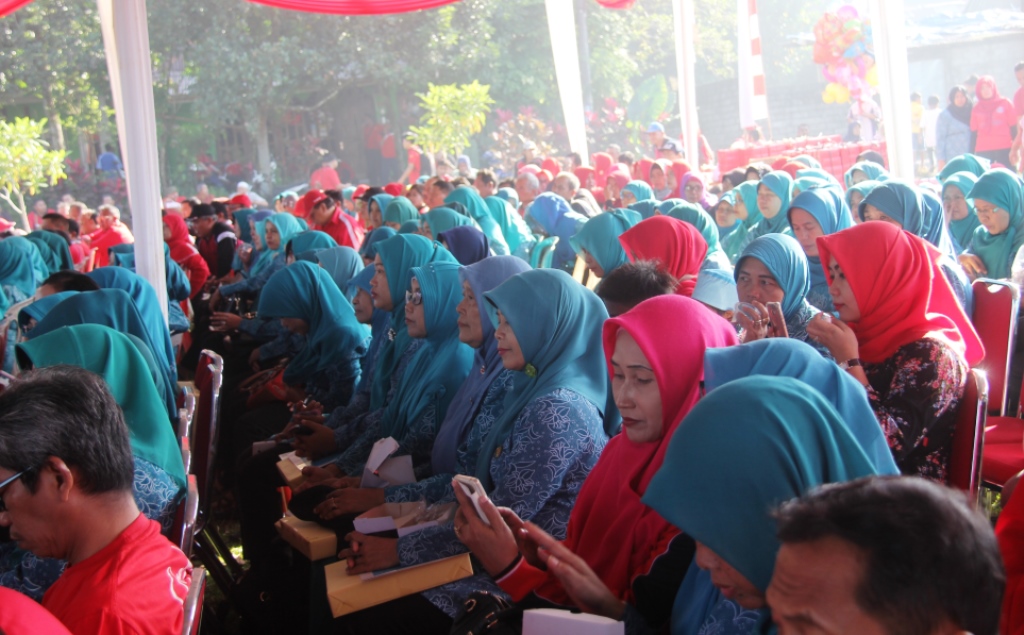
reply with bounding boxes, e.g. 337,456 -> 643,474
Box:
634,157 -> 654,184
541,157 -> 562,177
997,482 -> 1024,634
669,159 -> 691,189
592,152 -> 614,188
816,222 -> 983,366
780,161 -> 805,179
619,216 -> 708,296
518,164 -> 541,176
573,166 -> 595,189
161,214 -> 200,263
535,294 -> 737,606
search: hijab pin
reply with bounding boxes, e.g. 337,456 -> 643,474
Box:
524,363 -> 537,378
387,328 -> 396,342
479,365 -> 486,375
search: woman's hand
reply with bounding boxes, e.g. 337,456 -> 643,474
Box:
499,508 -> 545,570
209,289 -> 223,311
958,254 -> 987,280
736,300 -> 770,342
339,532 -> 399,574
805,312 -> 860,363
452,480 -> 520,577
292,464 -> 343,493
210,312 -> 242,332
292,420 -> 338,459
523,521 -> 626,621
314,487 -> 385,519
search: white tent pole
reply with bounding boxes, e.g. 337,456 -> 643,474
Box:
544,0 -> 590,161
673,0 -> 700,167
868,0 -> 914,179
97,0 -> 168,320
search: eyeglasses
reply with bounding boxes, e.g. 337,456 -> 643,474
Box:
405,290 -> 423,306
0,469 -> 30,513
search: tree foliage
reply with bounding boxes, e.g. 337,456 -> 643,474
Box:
409,81 -> 494,157
0,117 -> 66,229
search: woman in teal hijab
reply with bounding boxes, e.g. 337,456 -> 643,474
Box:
795,167 -> 840,187
399,220 -> 420,234
26,230 -> 73,272
0,237 -> 42,300
942,171 -> 981,253
445,187 -> 510,256
746,171 -> 794,244
221,212 -> 302,299
570,208 -> 641,278
666,201 -> 733,270
843,160 -> 889,187
845,179 -> 880,213
233,208 -> 256,244
627,200 -> 658,220
620,180 -> 654,206
5,236 -> 49,287
360,227 -> 397,264
792,175 -> 830,196
787,185 -> 853,312
528,193 -> 588,271
18,291 -> 78,335
644,377 -> 883,635
721,181 -> 761,263
495,187 -> 520,209
422,206 -> 477,240
316,246 -> 364,295
484,195 -> 536,260
347,263 -> 390,397
287,230 -> 337,260
382,197 -> 420,229
938,152 -> 990,180
735,233 -> 830,357
962,168 -> 1024,281
368,193 -> 396,229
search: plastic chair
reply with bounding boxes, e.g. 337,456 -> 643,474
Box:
530,236 -> 559,269
971,279 -> 1019,416
983,372 -> 1024,488
181,566 -> 206,635
949,369 -> 987,500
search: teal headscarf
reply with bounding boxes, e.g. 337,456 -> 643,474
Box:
18,291 -> 79,333
795,167 -> 840,186
569,209 -> 642,276
643,376 -> 881,593
233,209 -> 255,244
967,168 -> 1024,279
369,193 -> 396,222
0,237 -> 41,298
749,171 -> 795,237
843,160 -> 889,187
26,231 -> 73,272
484,196 -> 535,255
495,187 -> 520,209
791,154 -> 822,169
288,230 -> 337,256
444,188 -> 510,256
251,212 -> 303,279
736,233 -> 811,319
622,180 -> 654,203
479,269 -> 614,487
860,180 -> 956,256
16,324 -> 186,490
943,172 -> 981,251
249,210 -> 273,250
789,185 -> 853,296
382,261 -> 473,439
627,200 -> 658,220
399,220 -> 420,234
361,227 -> 397,262
382,197 -> 420,226
371,235 -> 458,410
422,207 -> 476,238
347,264 -> 390,395
258,261 -> 369,385
938,153 -> 991,181
666,202 -> 726,262
704,339 -> 900,475
793,176 -> 831,195
721,181 -> 762,263
655,198 -> 685,215
342,186 -> 356,202
316,246 -> 364,295
845,179 -> 881,210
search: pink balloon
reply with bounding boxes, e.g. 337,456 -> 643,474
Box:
836,4 -> 858,20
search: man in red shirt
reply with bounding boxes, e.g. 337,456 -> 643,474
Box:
302,189 -> 362,249
309,154 -> 342,191
0,367 -> 191,635
399,136 -> 424,185
85,205 -> 134,268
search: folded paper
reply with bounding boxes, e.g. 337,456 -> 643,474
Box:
353,501 -> 456,537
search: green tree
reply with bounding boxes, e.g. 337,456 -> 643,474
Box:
0,117 -> 67,229
409,82 -> 494,157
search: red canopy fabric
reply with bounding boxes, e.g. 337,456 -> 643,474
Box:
0,0 -> 36,16
596,0 -> 637,7
245,0 -> 460,14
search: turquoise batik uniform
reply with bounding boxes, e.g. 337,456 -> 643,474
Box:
722,181 -> 761,263
258,261 -> 368,411
315,246 -> 364,296
422,206 -> 477,238
26,230 -> 73,272
737,233 -> 830,358
666,201 -> 733,271
288,230 -> 337,257
843,160 -> 889,187
484,196 -> 536,260
643,377 -> 884,635
942,172 -> 981,253
745,171 -> 795,246
967,168 -> 1024,280
789,185 -> 853,313
938,153 -> 990,180
527,193 -> 588,271
622,180 -> 654,203
445,187 -> 510,256
569,208 -> 642,277
382,197 -> 420,227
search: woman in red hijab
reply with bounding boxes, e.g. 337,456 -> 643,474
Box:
971,76 -> 1018,166
633,157 -> 654,184
806,222 -> 983,482
162,213 -> 209,301
602,165 -> 631,210
668,159 -> 691,195
456,294 -> 737,633
618,216 -> 708,296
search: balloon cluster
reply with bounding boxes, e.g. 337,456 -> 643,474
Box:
813,5 -> 877,104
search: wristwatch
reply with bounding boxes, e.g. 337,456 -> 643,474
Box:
838,358 -> 862,371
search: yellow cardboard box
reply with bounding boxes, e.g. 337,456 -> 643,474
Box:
276,451 -> 309,488
325,553 -> 473,618
275,515 -> 337,561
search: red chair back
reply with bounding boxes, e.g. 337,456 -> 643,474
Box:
971,279 -> 1019,416
191,350 -> 223,522
949,369 -> 988,500
178,388 -> 196,443
171,474 -> 199,559
181,566 -> 206,635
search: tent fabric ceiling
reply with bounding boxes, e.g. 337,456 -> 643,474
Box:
244,0 -> 462,14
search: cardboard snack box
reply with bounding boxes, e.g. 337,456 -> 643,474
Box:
325,553 -> 473,618
275,515 -> 337,561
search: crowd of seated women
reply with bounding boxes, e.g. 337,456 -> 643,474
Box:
0,147 -> 1020,635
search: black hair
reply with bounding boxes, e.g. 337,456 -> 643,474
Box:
182,197 -> 201,208
475,169 -> 496,187
568,152 -> 583,168
66,219 -> 79,236
44,228 -> 72,246
41,213 -> 69,229
594,261 -> 677,317
722,168 -> 747,190
0,366 -> 134,494
41,270 -> 101,293
497,179 -> 515,190
856,150 -> 887,167
104,143 -> 114,152
360,186 -> 385,201
745,163 -> 771,180
324,189 -> 343,205
210,201 -> 228,220
433,179 -> 454,195
617,152 -> 635,166
775,476 -> 1004,635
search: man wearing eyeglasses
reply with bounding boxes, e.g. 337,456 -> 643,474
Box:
0,367 -> 191,635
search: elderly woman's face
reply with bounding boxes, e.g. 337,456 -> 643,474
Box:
975,199 -> 1011,236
